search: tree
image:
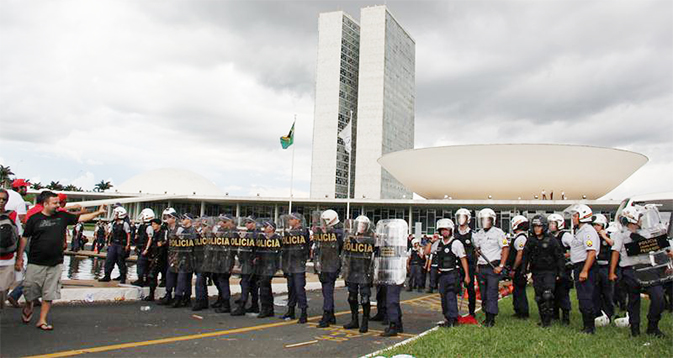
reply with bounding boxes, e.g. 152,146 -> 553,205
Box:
31,182 -> 44,190
94,180 -> 113,192
46,181 -> 64,191
64,184 -> 83,192
0,165 -> 14,189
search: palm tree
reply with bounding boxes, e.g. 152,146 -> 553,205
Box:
64,184 -> 83,192
47,181 -> 64,190
31,182 -> 44,190
0,165 -> 14,189
94,180 -> 113,192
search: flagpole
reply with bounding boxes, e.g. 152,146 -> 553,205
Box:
346,110 -> 352,220
289,114 -> 296,214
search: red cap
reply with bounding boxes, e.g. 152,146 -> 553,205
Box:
11,178 -> 31,189
58,193 -> 68,202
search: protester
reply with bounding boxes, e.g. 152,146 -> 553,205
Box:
0,189 -> 21,309
15,191 -> 106,330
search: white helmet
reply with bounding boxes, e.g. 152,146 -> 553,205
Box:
320,209 -> 339,227
162,207 -> 178,221
139,208 -> 156,223
113,206 -> 127,219
566,204 -> 593,223
619,206 -> 642,226
436,218 -> 455,232
614,313 -> 629,328
354,215 -> 372,234
411,238 -> 421,246
547,213 -> 565,230
592,214 -> 608,229
606,222 -> 619,234
478,208 -> 497,228
455,208 -> 471,226
511,215 -> 529,232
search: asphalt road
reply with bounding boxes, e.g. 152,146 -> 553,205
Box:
0,287 -> 471,357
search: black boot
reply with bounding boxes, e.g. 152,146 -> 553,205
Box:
439,319 -> 457,328
215,300 -> 231,313
246,303 -> 259,313
552,308 -> 560,320
646,321 -> 666,338
143,287 -> 156,302
561,310 -> 570,325
159,278 -> 166,288
398,320 -> 404,333
318,310 -> 331,328
581,314 -> 595,334
359,304 -> 370,333
192,299 -> 209,312
171,295 -> 184,308
381,322 -> 398,337
370,308 -> 386,322
157,294 -> 173,306
258,306 -> 274,318
631,323 -> 640,337
231,303 -> 246,316
483,313 -> 495,327
211,297 -> 223,309
98,276 -> 111,282
328,310 -> 336,324
298,309 -> 308,324
343,302 -> 359,329
281,306 -> 295,320
131,279 -> 145,287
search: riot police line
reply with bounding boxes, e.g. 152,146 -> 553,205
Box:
101,203 -> 672,338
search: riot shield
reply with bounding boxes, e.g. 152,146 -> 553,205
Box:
313,210 -> 343,274
373,219 -> 409,285
167,225 -> 196,273
280,214 -> 310,274
341,216 -> 375,284
255,221 -> 282,276
629,205 -> 673,287
237,216 -> 258,275
202,216 -> 236,274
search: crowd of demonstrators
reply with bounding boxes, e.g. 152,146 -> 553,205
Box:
14,191 -> 106,330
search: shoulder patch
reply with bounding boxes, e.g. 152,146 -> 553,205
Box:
502,239 -> 508,246
518,242 -> 524,248
586,240 -> 593,247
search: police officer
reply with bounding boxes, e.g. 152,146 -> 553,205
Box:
507,215 -> 530,319
341,215 -> 376,333
454,208 -> 477,317
255,220 -> 282,318
407,238 -> 425,292
99,206 -> 131,284
232,216 -> 259,316
521,215 -> 565,327
547,213 -> 573,325
93,220 -> 107,253
132,208 -> 156,287
143,218 -> 164,301
592,214 -> 615,323
280,213 -> 311,323
192,216 -> 211,312
473,208 -> 509,327
431,219 -> 470,327
210,214 -> 237,314
609,206 -> 666,337
170,213 -> 197,308
314,210 -> 344,328
425,234 -> 440,294
565,204 -> 599,334
375,219 -> 409,337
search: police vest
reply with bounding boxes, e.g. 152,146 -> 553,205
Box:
596,234 -> 611,263
136,224 -> 150,248
506,233 -> 527,268
528,235 -> 558,272
437,240 -> 458,271
96,226 -> 106,238
454,229 -> 475,262
410,250 -> 424,265
111,222 -> 127,245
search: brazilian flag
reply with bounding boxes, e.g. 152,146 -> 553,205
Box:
280,121 -> 295,149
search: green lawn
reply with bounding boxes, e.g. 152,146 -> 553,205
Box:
382,288 -> 673,357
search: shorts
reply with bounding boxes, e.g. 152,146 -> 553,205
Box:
0,264 -> 16,291
24,263 -> 63,302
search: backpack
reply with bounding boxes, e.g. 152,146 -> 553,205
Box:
0,211 -> 19,255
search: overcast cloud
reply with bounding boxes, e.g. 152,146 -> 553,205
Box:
1,0 -> 671,200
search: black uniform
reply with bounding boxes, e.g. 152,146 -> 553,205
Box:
281,226 -> 311,318
255,232 -> 282,317
102,220 -> 129,283
145,226 -> 163,300
522,233 -> 565,326
455,227 -> 477,316
507,232 -> 530,318
552,230 -> 573,321
135,223 -> 151,285
314,226 -> 344,325
408,248 -> 425,291
233,228 -> 259,315
341,230 -> 375,332
593,232 -> 615,319
435,239 -> 462,324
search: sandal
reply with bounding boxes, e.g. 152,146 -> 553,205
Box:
21,307 -> 33,324
36,323 -> 53,331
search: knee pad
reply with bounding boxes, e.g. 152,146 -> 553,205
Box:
542,290 -> 554,302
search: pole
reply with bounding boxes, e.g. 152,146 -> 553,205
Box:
289,114 -> 296,214
346,110 -> 352,220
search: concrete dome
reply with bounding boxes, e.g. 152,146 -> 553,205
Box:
115,168 -> 223,196
378,144 -> 648,200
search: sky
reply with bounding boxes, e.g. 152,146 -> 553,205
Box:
1,0 -> 671,201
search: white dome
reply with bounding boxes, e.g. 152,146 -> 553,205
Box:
115,168 -> 223,196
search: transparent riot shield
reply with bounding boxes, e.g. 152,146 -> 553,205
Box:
237,216 -> 258,275
341,216 -> 375,284
255,219 -> 282,277
280,214 -> 310,274
630,205 -> 673,287
203,216 -> 236,274
313,211 -> 343,274
373,219 -> 409,285
168,225 -> 196,273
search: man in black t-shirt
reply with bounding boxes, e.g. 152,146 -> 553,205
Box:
15,191 -> 105,331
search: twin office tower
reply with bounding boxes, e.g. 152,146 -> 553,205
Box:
310,5 -> 415,200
